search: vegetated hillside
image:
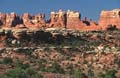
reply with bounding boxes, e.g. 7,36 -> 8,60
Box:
0,28 -> 120,78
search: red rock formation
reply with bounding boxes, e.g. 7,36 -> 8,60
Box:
22,13 -> 46,28
67,10 -> 83,29
15,24 -> 25,28
99,9 -> 120,30
66,10 -> 100,30
33,14 -> 46,28
49,10 -> 66,28
22,13 -> 33,28
5,12 -> 21,27
0,9 -> 120,31
81,20 -> 100,31
0,13 -> 6,26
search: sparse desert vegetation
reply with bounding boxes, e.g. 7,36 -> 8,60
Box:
0,28 -> 120,78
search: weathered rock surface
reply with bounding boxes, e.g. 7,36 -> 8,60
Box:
66,10 -> 83,29
22,13 -> 46,28
5,12 -> 22,27
49,10 -> 66,28
22,13 -> 33,27
0,9 -> 120,30
99,9 -> 120,30
0,13 -> 6,26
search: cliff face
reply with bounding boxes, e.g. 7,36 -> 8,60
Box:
0,9 -> 120,30
49,10 -> 66,28
66,10 -> 99,30
99,9 -> 120,30
22,13 -> 46,28
66,10 -> 83,29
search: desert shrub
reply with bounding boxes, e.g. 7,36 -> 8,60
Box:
4,68 -> 27,78
73,68 -> 87,78
87,68 -> 94,78
117,47 -> 120,51
16,49 -> 33,55
107,24 -> 118,31
66,64 -> 74,74
24,49 -> 33,55
2,57 -> 13,65
89,40 -> 101,46
44,47 -> 51,52
98,69 -> 117,78
47,61 -> 65,74
0,68 -> 43,78
25,68 -> 43,78
14,59 -> 29,69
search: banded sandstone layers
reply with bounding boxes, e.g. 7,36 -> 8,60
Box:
0,9 -> 120,30
99,9 -> 120,30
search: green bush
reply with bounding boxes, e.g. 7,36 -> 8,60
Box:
107,25 -> 118,31
2,57 -> 13,65
87,68 -> 94,78
0,68 -> 43,78
14,59 -> 29,69
98,69 -> 117,78
47,61 -> 65,74
73,68 -> 86,78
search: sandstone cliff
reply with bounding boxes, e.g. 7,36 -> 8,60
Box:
0,9 -> 120,31
49,10 -> 66,28
99,9 -> 120,30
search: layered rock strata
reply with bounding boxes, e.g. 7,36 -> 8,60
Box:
0,9 -> 120,30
